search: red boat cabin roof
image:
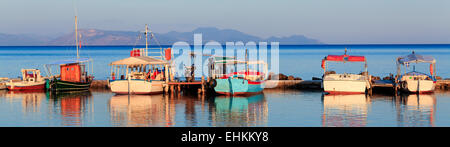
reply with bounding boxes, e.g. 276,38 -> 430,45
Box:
324,55 -> 366,62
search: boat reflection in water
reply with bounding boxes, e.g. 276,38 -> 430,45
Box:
108,94 -> 176,127
212,94 -> 268,127
322,94 -> 371,127
47,91 -> 92,126
2,90 -> 46,114
395,94 -> 436,127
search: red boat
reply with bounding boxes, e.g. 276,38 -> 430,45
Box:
6,69 -> 46,91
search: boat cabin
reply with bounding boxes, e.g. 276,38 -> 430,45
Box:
109,56 -> 170,82
396,51 -> 436,81
60,63 -> 88,83
208,56 -> 268,81
21,69 -> 44,82
44,58 -> 93,83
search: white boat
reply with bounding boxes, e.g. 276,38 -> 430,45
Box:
109,56 -> 170,95
396,51 -> 436,93
321,50 -> 371,94
108,25 -> 172,95
6,69 -> 46,91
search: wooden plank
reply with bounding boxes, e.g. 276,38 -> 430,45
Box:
168,82 -> 202,85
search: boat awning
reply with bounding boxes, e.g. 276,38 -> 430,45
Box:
213,56 -> 237,64
215,60 -> 246,64
324,55 -> 366,62
109,56 -> 168,66
46,57 -> 92,65
397,53 -> 436,64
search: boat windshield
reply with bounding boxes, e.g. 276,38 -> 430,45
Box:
324,62 -> 367,75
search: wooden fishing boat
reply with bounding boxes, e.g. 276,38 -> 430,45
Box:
108,25 -> 171,95
321,49 -> 371,94
396,51 -> 436,93
44,16 -> 94,92
6,69 -> 46,91
208,56 -> 268,96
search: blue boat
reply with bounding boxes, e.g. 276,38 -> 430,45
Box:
208,56 -> 268,96
214,72 -> 265,95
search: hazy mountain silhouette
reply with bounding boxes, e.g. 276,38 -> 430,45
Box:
0,33 -> 48,46
0,27 -> 322,46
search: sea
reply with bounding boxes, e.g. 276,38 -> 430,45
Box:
0,44 -> 450,127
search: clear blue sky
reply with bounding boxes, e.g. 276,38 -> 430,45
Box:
1,0 -> 450,44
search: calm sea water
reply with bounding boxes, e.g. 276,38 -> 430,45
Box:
1,45 -> 450,79
0,89 -> 449,127
1,44 -> 450,127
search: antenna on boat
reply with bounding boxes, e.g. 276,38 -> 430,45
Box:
145,24 -> 148,56
245,48 -> 249,78
75,16 -> 79,60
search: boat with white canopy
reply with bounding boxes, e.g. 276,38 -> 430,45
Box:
321,49 -> 371,94
109,55 -> 170,94
396,51 -> 436,93
108,24 -> 171,95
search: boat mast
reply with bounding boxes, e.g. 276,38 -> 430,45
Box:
75,16 -> 79,60
145,24 -> 148,56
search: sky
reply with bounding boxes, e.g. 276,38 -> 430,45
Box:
0,0 -> 450,44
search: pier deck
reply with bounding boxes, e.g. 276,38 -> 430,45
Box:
87,79 -> 450,92
372,80 -> 395,88
168,82 -> 203,85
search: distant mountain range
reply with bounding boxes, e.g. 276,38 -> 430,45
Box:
0,27 -> 322,46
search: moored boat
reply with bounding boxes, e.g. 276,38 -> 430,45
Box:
109,56 -> 170,95
44,16 -> 94,92
108,24 -> 172,95
396,51 -> 436,93
208,56 -> 268,96
45,58 -> 93,92
6,69 -> 46,91
321,49 -> 371,94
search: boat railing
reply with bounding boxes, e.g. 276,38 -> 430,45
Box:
132,47 -> 163,59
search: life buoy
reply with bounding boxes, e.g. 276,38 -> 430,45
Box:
209,79 -> 217,88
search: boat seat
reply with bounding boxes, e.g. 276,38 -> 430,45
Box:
324,71 -> 336,75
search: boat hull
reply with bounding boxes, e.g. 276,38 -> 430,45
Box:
214,78 -> 264,96
110,80 -> 164,95
401,80 -> 435,93
323,80 -> 367,94
50,80 -> 91,92
6,81 -> 46,91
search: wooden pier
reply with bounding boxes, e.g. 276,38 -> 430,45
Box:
166,76 -> 207,95
87,79 -> 450,94
264,79 -> 450,91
